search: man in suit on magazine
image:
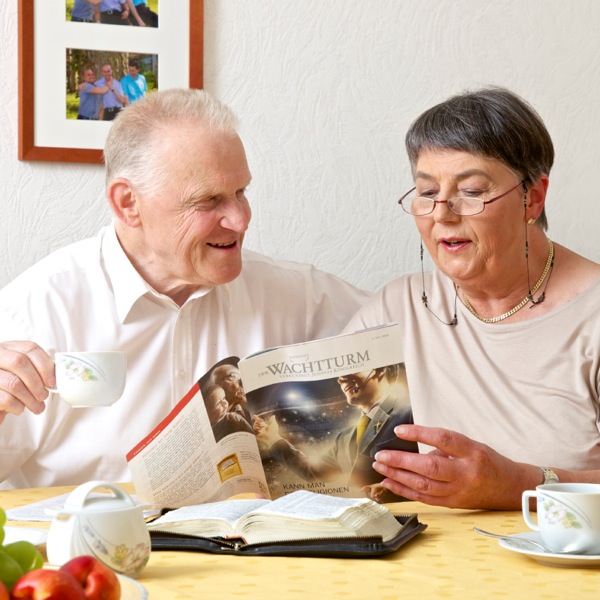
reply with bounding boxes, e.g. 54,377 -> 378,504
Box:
253,364 -> 417,501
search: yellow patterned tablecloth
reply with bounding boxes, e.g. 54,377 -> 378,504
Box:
2,486 -> 599,599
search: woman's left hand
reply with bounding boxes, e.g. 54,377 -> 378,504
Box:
372,424 -> 537,510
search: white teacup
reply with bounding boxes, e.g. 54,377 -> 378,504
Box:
48,351 -> 127,407
522,483 -> 600,554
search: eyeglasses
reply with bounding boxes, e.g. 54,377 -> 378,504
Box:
398,181 -> 525,216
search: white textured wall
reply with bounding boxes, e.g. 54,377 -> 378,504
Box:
1,0 -> 600,292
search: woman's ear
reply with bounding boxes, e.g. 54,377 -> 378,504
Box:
107,178 -> 142,227
526,174 -> 549,222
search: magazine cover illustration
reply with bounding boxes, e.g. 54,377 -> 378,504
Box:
248,361 -> 416,501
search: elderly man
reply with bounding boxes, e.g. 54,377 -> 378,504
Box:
0,89 -> 370,489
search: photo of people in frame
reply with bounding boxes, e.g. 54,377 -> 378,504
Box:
66,49 -> 158,120
66,0 -> 159,28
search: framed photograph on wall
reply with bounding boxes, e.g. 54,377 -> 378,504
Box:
18,0 -> 204,164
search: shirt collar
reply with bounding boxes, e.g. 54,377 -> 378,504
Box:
364,397 -> 385,418
101,226 -> 216,322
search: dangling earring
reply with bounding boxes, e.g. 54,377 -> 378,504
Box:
524,188 -> 535,294
524,187 -> 553,307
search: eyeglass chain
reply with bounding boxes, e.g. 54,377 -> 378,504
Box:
420,241 -> 458,326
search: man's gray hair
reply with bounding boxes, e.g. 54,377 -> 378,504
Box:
103,88 -> 239,195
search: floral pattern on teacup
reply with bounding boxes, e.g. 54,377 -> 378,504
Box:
60,359 -> 99,383
542,498 -> 583,529
81,519 -> 150,577
115,542 -> 151,575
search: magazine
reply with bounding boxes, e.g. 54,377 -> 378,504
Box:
127,323 -> 415,509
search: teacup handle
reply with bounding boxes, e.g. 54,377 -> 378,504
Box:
44,355 -> 83,394
522,490 -> 539,531
44,355 -> 78,395
44,352 -> 58,394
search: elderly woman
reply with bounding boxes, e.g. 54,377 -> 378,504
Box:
346,87 -> 600,510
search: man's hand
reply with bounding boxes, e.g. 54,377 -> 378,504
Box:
0,342 -> 55,424
372,424 -> 536,510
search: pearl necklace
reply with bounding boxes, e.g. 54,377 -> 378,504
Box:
462,240 -> 554,324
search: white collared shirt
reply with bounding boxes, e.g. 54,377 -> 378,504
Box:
0,226 -> 371,488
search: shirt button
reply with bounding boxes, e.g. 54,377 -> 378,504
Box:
177,369 -> 187,379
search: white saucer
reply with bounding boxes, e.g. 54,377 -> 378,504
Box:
3,526 -> 48,546
498,531 -> 600,567
115,574 -> 148,600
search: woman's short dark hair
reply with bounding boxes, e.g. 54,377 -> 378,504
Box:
405,87 -> 554,230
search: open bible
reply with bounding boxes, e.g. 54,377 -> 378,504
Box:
127,323 -> 417,510
147,490 -> 426,557
149,490 -> 402,544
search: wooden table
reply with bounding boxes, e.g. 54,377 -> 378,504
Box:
2,486 -> 599,599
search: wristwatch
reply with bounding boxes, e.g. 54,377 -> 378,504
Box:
539,466 -> 559,485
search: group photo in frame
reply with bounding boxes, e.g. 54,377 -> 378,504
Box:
19,0 -> 203,163
66,49 -> 158,121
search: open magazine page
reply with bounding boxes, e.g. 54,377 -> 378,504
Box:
238,324 -> 416,503
126,369 -> 269,509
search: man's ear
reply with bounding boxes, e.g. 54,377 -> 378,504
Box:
526,174 -> 549,222
107,177 -> 142,227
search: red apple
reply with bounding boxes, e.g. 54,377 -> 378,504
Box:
10,568 -> 85,599
0,581 -> 8,600
59,556 -> 120,600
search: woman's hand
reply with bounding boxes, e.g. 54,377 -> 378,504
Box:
372,424 -> 538,510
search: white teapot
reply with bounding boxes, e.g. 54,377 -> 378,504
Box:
46,481 -> 151,578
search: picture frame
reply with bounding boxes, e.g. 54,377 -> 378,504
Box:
18,0 -> 204,164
